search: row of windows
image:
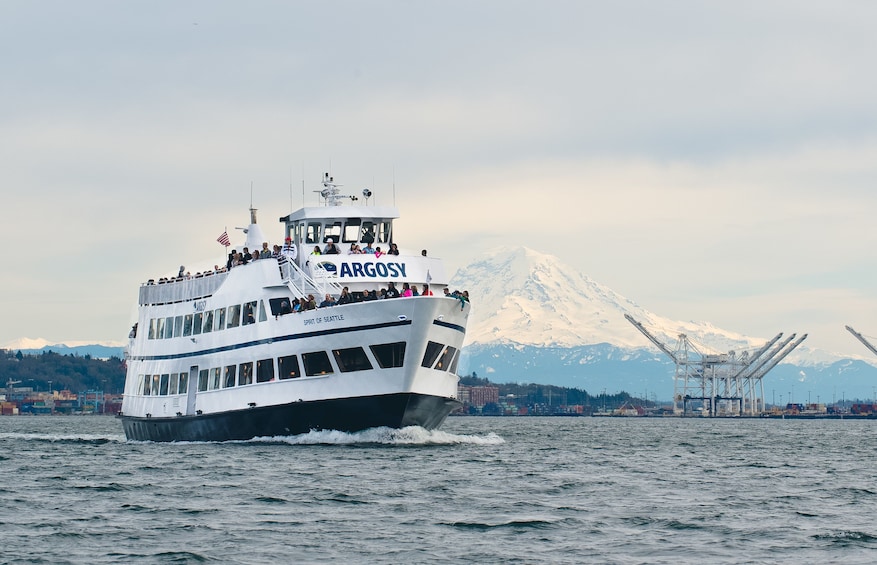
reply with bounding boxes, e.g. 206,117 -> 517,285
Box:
137,342 -> 407,396
147,300 -> 268,340
295,219 -> 392,246
421,341 -> 461,374
136,339 -> 459,397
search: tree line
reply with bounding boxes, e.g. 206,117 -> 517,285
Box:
1,350 -> 126,394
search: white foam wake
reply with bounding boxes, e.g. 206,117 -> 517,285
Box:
250,426 -> 505,446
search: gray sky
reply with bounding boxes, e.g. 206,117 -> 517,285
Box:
2,1 -> 877,357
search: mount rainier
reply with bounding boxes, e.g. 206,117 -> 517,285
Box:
451,247 -> 877,403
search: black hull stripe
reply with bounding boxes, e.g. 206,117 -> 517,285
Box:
131,319 -> 412,362
432,319 -> 466,334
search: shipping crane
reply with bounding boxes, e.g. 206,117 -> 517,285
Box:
845,326 -> 877,358
5,378 -> 22,400
625,314 -> 806,416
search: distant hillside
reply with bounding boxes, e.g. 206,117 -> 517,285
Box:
0,349 -> 125,393
11,343 -> 125,359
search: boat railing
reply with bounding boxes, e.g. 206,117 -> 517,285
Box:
279,257 -> 344,298
139,271 -> 229,306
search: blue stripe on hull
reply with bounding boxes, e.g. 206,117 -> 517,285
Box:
118,393 -> 460,442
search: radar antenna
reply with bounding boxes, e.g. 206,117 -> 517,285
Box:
315,173 -> 361,206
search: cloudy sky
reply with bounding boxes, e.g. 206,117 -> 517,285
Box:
2,1 -> 876,357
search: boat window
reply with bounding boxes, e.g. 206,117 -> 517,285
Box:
258,300 -> 268,322
164,317 -> 174,339
183,314 -> 193,337
213,308 -> 226,332
448,349 -> 461,375
239,362 -> 254,385
278,355 -> 301,379
192,312 -> 203,335
223,365 -> 236,388
256,358 -> 274,383
198,369 -> 209,392
156,318 -> 165,340
434,346 -> 457,371
139,374 -> 148,395
305,222 -> 322,244
295,222 -> 305,245
227,304 -> 241,329
302,351 -> 334,376
370,342 -> 406,369
269,297 -> 294,317
209,368 -> 221,390
201,310 -> 214,333
324,221 -> 342,244
378,221 -> 392,243
148,319 -> 157,340
173,316 -> 183,338
242,301 -> 257,325
179,372 -> 188,394
332,347 -> 373,373
360,221 -> 376,244
169,373 -> 179,395
159,374 -> 170,395
151,374 -> 161,395
421,341 -> 444,368
342,218 -> 361,243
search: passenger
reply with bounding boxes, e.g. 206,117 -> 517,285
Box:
312,245 -> 322,255
421,249 -> 427,257
305,294 -> 317,310
227,249 -> 236,270
388,243 -> 400,256
324,238 -> 340,254
261,242 -> 271,258
281,237 -> 296,258
363,289 -> 378,301
374,246 -> 383,258
442,287 -> 451,297
401,282 -> 413,297
242,247 -> 252,264
338,287 -> 352,305
411,285 -> 420,296
319,293 -> 336,308
293,298 -> 305,313
273,244 -> 282,259
348,243 -> 360,254
252,250 -> 260,260
178,265 -> 186,278
363,242 -> 376,254
386,281 -> 400,298
422,283 -> 434,296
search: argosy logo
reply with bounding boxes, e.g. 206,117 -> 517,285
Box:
337,262 -> 408,278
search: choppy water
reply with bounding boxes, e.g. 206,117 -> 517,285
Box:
1,416 -> 876,564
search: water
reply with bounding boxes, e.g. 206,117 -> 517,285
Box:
1,416 -> 876,564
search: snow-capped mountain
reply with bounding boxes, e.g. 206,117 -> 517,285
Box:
449,247 -> 877,401
453,246 -> 763,352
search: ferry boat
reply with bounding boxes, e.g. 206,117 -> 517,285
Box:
119,174 -> 469,441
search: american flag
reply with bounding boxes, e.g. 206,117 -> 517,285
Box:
217,231 -> 231,247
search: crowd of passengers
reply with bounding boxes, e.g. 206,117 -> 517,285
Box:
147,238 -> 414,284
276,284 -> 470,316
